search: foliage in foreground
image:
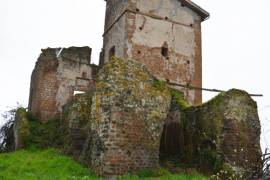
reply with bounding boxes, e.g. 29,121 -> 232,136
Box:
0,148 -> 209,180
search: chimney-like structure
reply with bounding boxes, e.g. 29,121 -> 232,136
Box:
102,0 -> 209,105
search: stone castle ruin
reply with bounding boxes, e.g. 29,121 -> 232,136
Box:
29,0 -> 210,121
11,0 -> 263,178
28,47 -> 99,121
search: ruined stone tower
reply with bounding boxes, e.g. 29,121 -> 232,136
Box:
28,47 -> 99,121
101,0 -> 209,104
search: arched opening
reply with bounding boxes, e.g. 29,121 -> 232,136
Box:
159,110 -> 184,168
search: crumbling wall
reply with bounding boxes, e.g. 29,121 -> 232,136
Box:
85,57 -> 171,175
25,55 -> 262,178
62,93 -> 93,159
103,0 -> 203,104
28,47 -> 99,121
161,89 -> 262,179
28,51 -> 60,121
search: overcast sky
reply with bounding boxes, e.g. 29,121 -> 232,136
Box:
0,0 -> 269,150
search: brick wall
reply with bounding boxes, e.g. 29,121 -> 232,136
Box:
28,47 -> 99,121
103,0 -> 204,105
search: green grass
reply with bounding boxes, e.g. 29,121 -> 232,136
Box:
0,148 -> 100,180
117,173 -> 209,180
0,149 -> 209,180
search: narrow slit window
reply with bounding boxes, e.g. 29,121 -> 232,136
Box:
109,46 -> 115,60
161,47 -> 169,58
82,72 -> 87,79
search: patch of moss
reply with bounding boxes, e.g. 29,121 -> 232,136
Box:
65,93 -> 93,126
153,79 -> 167,91
170,88 -> 190,109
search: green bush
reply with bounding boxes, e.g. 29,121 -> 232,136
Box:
25,116 -> 64,149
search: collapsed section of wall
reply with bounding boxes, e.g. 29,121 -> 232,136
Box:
28,47 -> 99,121
161,89 -> 262,179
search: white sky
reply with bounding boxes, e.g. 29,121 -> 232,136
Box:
0,0 -> 269,150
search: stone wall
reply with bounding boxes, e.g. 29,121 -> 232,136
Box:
62,93 -> 93,159
62,57 -> 173,175
102,0 -> 205,105
161,89 -> 262,178
28,47 -> 99,121
60,57 -> 262,178
82,57 -> 171,175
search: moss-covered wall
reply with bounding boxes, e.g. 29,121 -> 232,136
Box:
161,89 -> 262,179
62,93 -> 93,159
89,57 -> 171,175
12,108 -> 64,150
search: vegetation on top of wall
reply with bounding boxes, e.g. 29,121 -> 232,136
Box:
170,88 -> 190,109
153,79 -> 190,110
153,79 -> 167,91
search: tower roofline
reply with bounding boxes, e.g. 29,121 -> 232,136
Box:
180,0 -> 210,21
104,0 -> 210,21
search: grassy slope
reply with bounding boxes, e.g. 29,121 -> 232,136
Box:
0,149 -> 208,180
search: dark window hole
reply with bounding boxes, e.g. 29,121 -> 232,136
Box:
109,46 -> 115,60
82,72 -> 87,78
127,150 -> 131,157
161,47 -> 169,58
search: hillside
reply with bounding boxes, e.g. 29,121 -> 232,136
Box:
0,148 -> 208,180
